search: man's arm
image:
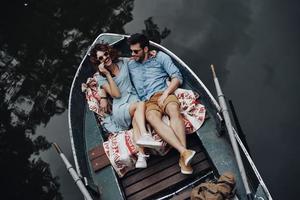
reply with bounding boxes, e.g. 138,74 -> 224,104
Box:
164,78 -> 181,95
159,52 -> 183,86
157,52 -> 183,107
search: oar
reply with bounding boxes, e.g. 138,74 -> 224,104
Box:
210,65 -> 253,200
52,143 -> 93,200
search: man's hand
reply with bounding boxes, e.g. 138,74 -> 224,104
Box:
158,92 -> 169,108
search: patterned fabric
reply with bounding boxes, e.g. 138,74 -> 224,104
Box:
102,129 -> 171,177
174,88 -> 206,133
102,130 -> 138,177
81,77 -> 108,118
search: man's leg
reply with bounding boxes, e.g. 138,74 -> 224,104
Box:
165,102 -> 186,148
163,100 -> 195,172
146,110 -> 186,154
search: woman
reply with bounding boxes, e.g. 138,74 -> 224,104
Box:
90,43 -> 160,168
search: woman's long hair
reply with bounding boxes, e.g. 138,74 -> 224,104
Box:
89,43 -> 119,74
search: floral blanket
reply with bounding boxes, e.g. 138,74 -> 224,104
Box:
82,77 -> 206,177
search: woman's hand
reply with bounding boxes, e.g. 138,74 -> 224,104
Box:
98,63 -> 110,76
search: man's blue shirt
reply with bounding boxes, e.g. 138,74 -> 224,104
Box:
128,51 -> 183,100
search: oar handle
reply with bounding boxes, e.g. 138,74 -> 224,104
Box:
210,64 -> 217,78
52,142 -> 94,200
52,142 -> 62,154
210,64 -> 252,197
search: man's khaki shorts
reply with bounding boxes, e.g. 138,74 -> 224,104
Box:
145,92 -> 180,114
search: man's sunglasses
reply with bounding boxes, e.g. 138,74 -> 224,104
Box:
97,52 -> 109,62
131,49 -> 142,54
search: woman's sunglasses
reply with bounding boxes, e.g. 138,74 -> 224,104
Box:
97,52 -> 109,62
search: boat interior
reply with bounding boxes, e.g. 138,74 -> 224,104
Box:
83,101 -> 218,200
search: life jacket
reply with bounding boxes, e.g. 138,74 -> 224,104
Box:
191,172 -> 236,200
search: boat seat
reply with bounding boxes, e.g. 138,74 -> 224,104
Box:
120,134 -> 213,200
88,145 -> 110,172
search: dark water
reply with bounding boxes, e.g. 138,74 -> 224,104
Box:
1,0 -> 299,199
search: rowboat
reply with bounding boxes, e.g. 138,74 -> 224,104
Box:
68,33 -> 272,199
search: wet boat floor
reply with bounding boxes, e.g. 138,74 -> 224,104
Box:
120,134 -> 214,200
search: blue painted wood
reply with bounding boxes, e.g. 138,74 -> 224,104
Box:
84,106 -> 124,200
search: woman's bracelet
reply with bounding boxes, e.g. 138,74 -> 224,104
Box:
100,96 -> 108,99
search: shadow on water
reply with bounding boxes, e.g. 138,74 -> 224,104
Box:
0,0 -> 170,199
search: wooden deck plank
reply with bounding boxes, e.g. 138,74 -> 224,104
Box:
88,145 -> 110,172
122,144 -> 202,182
124,150 -> 177,177
125,160 -> 180,196
123,154 -> 178,187
121,134 -> 212,200
88,145 -> 105,160
122,151 -> 206,188
124,138 -> 202,177
127,160 -> 211,200
124,152 -> 207,195
91,154 -> 110,172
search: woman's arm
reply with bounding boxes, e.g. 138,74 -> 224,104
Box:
98,64 -> 121,98
98,88 -> 110,113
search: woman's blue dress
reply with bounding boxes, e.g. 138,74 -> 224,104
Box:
96,58 -> 139,131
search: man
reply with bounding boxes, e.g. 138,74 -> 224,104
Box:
127,33 -> 195,174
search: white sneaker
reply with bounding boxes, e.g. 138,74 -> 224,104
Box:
135,153 -> 149,168
136,134 -> 161,148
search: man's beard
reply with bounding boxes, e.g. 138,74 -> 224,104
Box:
137,52 -> 146,63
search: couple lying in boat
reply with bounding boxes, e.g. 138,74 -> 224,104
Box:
85,33 -> 206,176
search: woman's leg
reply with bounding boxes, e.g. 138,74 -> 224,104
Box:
129,102 -> 147,134
130,102 -> 161,148
132,118 -> 145,154
132,118 -> 148,168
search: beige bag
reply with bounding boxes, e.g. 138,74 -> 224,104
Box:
191,172 -> 236,200
191,182 -> 223,200
216,172 -> 236,198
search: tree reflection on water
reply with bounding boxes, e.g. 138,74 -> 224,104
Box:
0,0 -> 169,199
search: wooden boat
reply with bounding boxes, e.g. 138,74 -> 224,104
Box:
68,33 -> 272,200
